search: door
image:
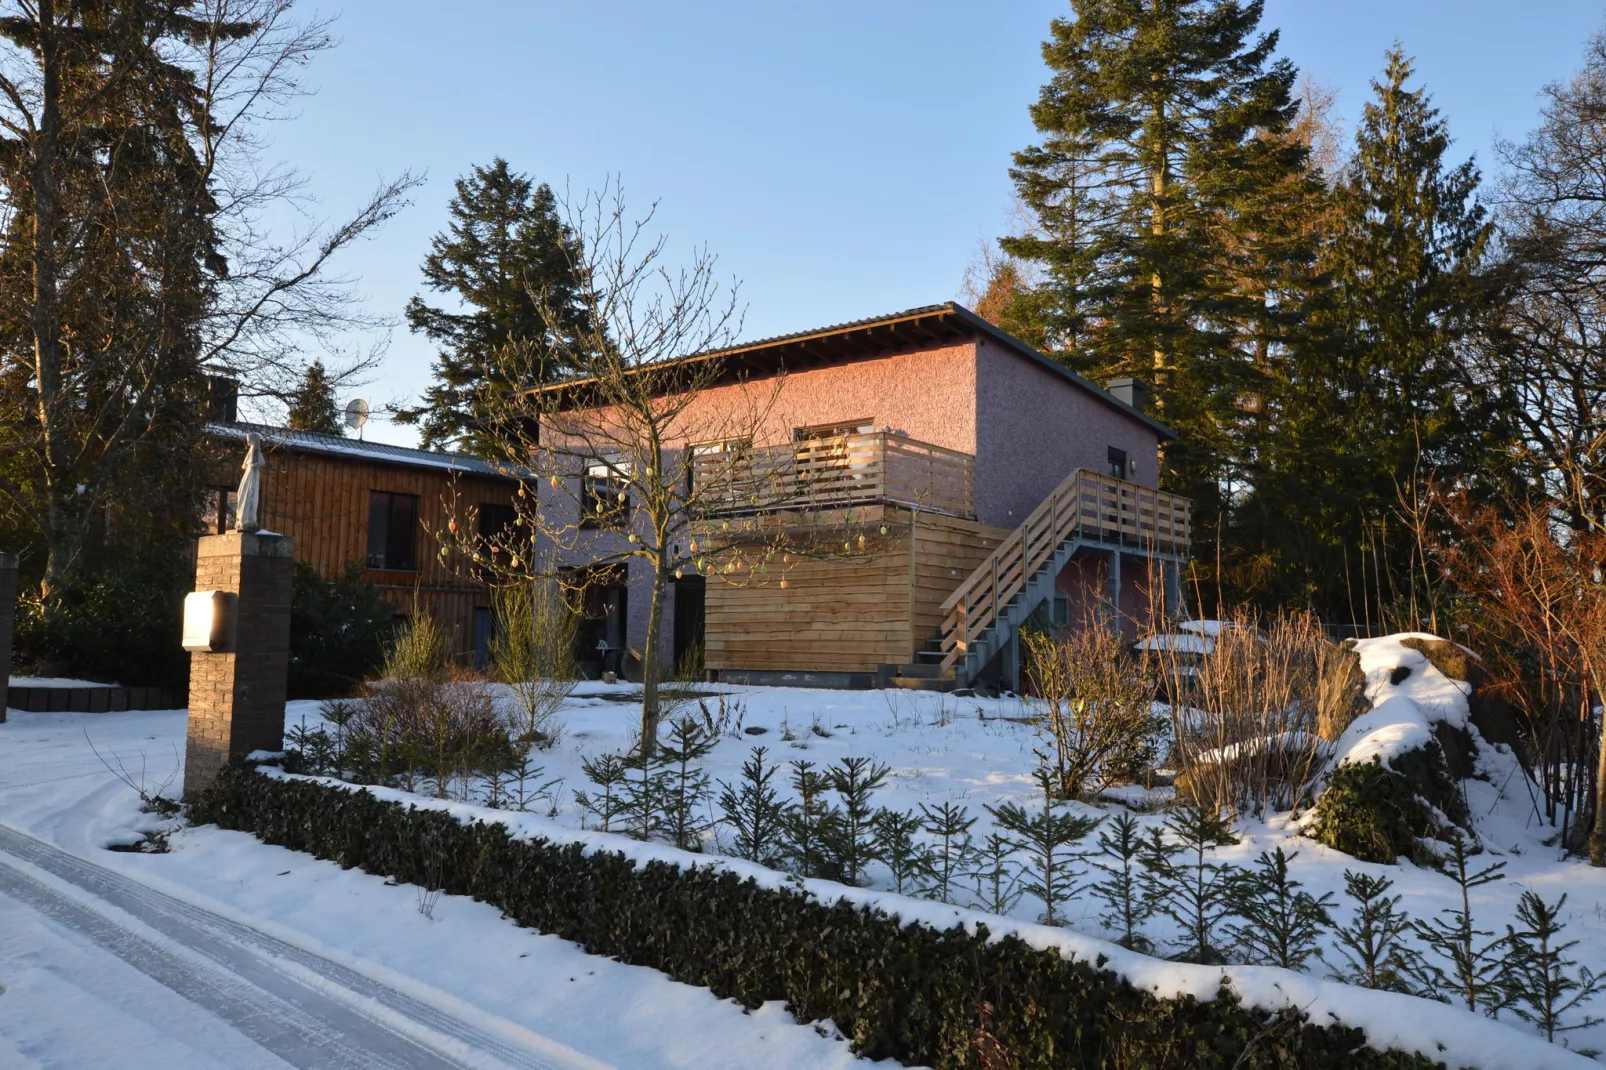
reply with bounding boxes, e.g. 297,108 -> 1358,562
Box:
472,607 -> 494,672
673,576 -> 706,674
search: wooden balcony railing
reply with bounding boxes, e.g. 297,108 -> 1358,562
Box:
938,469 -> 1190,672
692,431 -> 975,520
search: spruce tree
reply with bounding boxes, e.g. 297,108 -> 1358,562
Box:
1408,836 -> 1510,1014
1503,890 -> 1606,1041
1087,812 -> 1157,952
1330,870 -> 1421,994
1004,0 -> 1317,540
919,801 -> 978,906
987,770 -> 1102,927
286,360 -> 344,436
396,158 -> 591,455
1143,805 -> 1244,964
716,747 -> 789,866
824,757 -> 890,886
1224,847 -> 1334,970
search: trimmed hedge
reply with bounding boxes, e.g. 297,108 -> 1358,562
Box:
191,766 -> 1447,1070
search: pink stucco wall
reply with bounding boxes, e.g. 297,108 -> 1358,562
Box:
972,337 -> 1160,527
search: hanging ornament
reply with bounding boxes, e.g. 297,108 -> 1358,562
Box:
879,524 -> 887,535
779,578 -> 789,589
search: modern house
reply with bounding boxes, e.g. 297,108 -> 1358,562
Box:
533,302 -> 1191,691
204,421 -> 522,666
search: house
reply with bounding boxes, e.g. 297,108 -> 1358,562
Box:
204,421 -> 523,666
532,302 -> 1191,691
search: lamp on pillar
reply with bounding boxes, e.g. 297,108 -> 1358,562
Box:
181,433 -> 293,798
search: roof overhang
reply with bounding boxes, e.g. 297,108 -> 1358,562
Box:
528,302 -> 1176,441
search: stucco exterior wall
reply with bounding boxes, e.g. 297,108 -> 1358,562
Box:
972,337 -> 1160,527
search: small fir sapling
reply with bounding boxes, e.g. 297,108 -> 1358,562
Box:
620,743 -> 671,842
716,746 -> 789,866
825,757 -> 890,885
573,752 -> 629,832
1503,890 -> 1606,1042
782,760 -> 842,879
873,810 -> 934,894
986,769 -> 1102,927
509,755 -> 562,815
970,830 -> 1025,916
919,801 -> 978,905
1224,847 -> 1335,970
659,715 -> 718,851
1086,812 -> 1157,951
1143,804 -> 1244,964
1330,870 -> 1421,993
1408,836 -> 1510,1014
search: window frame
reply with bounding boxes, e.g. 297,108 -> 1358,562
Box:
366,490 -> 420,571
1106,446 -> 1130,481
580,457 -> 631,530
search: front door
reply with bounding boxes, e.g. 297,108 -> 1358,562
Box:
673,576 -> 706,674
472,607 -> 494,671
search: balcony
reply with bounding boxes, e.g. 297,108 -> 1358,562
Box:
692,431 -> 976,520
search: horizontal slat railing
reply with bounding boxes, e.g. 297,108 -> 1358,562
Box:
937,470 -> 1191,673
693,431 -> 975,520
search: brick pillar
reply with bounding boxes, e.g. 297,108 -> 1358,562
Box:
0,552 -> 16,725
183,532 -> 294,797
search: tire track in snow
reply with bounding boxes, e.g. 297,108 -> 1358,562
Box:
0,824 -> 608,1070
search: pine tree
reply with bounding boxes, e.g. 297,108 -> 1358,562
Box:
1503,890 -> 1606,1041
1225,847 -> 1334,970
1004,0 -> 1317,542
1087,812 -> 1157,952
1408,836 -> 1510,1014
970,831 -> 1026,917
716,746 -> 789,866
1329,870 -> 1421,994
987,770 -> 1102,927
286,360 -> 344,435
396,158 -> 591,455
573,752 -> 629,833
824,757 -> 890,886
919,801 -> 978,905
1143,805 -> 1244,964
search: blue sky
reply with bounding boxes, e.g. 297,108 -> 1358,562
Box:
272,1 -> 1606,446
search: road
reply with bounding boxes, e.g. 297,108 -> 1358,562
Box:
0,823 -> 610,1070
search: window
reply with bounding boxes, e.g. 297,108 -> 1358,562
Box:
581,458 -> 630,529
793,420 -> 874,443
795,420 -> 874,482
205,486 -> 236,534
475,502 -> 519,577
366,491 -> 419,570
1106,446 -> 1129,480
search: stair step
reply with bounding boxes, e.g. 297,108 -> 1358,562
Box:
894,662 -> 952,680
890,676 -> 957,693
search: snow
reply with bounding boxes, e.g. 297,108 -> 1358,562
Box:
1,662 -> 1601,1067
7,676 -> 118,688
1331,635 -> 1472,769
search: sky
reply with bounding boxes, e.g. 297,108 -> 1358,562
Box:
263,1 -> 1606,447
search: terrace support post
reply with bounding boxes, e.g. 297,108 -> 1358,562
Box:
1107,549 -> 1123,637
182,532 -> 294,799
1164,559 -> 1183,622
0,551 -> 16,724
1001,632 -> 1021,695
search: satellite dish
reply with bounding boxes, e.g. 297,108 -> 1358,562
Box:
344,398 -> 369,430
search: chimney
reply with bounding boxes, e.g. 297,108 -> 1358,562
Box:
206,376 -> 239,424
1105,377 -> 1148,412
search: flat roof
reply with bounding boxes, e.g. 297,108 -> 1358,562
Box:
530,301 -> 1176,441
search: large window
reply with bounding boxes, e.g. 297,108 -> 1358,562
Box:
581,458 -> 630,530
686,437 -> 751,495
366,491 -> 419,570
475,502 -> 519,577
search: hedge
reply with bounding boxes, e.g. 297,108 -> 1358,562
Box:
190,765 -> 1447,1070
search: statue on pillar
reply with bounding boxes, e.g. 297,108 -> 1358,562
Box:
235,432 -> 265,534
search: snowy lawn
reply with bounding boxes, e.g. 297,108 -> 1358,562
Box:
3,646 -> 1604,1067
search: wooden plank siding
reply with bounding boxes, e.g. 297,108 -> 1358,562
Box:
703,506 -> 1008,675
208,438 -> 521,661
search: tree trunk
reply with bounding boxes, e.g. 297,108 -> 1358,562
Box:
639,565 -> 668,757
1591,682 -> 1606,866
31,1 -> 70,603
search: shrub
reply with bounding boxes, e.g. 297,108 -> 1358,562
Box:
191,766 -> 1448,1070
489,577 -> 576,743
289,561 -> 395,698
1023,621 -> 1164,800
1309,744 -> 1465,866
14,553 -> 190,688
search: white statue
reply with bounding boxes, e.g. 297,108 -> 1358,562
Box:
235,433 -> 265,533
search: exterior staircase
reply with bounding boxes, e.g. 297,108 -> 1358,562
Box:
933,468 -> 1190,689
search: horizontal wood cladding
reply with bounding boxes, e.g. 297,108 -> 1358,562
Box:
703,507 -> 1008,675
211,442 -> 519,657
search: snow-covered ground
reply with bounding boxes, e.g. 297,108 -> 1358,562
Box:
2,646 -> 1604,1067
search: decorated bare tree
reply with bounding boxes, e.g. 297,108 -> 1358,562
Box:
438,183 -> 892,754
